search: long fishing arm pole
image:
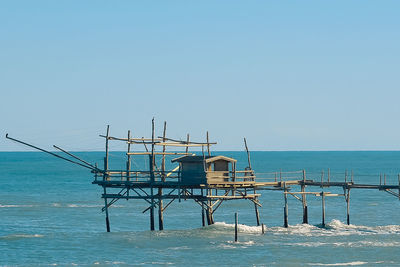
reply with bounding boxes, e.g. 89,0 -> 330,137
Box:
53,145 -> 103,173
5,134 -> 96,171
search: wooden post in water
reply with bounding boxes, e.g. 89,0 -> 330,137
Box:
244,137 -> 260,226
283,183 -> 288,228
346,188 -> 351,225
321,191 -> 326,228
150,118 -> 155,231
158,121 -> 167,231
103,125 -> 110,232
261,223 -> 265,234
234,212 -> 238,242
103,186 -> 110,232
302,170 -> 308,224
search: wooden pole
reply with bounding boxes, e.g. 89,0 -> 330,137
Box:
103,186 -> 110,232
261,223 -> 265,234
201,203 -> 205,227
244,138 -> 260,225
104,125 -> 110,180
186,134 -> 190,154
234,212 -> 238,242
150,187 -> 155,231
150,118 -> 155,183
346,188 -> 351,225
254,199 -> 260,226
244,138 -> 252,169
321,191 -> 326,228
206,131 -> 211,156
321,170 -> 324,187
345,170 -> 347,183
158,121 -> 167,231
150,119 -> 155,231
127,130 -> 131,181
284,183 -> 288,228
302,170 -> 308,224
328,168 -> 330,183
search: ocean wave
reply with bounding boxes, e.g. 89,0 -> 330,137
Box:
203,219 -> 400,237
207,222 -> 263,234
0,234 -> 44,240
308,261 -> 385,266
291,240 -> 400,248
0,204 -> 35,208
269,219 -> 400,236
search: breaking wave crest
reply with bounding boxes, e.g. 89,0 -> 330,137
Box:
0,234 -> 44,240
204,219 -> 400,237
308,262 -> 385,266
206,222 -> 263,234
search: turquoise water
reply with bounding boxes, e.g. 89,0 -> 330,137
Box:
1,151 -> 400,266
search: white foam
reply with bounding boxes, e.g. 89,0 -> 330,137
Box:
291,240 -> 400,248
267,219 -> 400,237
0,234 -> 44,239
209,222 -> 263,234
309,262 -> 384,266
0,204 -> 35,208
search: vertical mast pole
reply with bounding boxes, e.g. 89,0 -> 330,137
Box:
244,137 -> 259,226
206,131 -> 210,156
103,125 -> 110,232
150,118 -> 155,231
127,130 -> 131,181
302,169 -> 308,224
158,121 -> 167,230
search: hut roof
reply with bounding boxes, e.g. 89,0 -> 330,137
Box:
171,155 -> 237,163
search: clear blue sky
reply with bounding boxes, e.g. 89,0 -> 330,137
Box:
1,1 -> 400,151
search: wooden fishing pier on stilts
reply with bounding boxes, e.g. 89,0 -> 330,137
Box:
6,119 -> 400,232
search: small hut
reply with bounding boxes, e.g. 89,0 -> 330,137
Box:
171,155 -> 237,185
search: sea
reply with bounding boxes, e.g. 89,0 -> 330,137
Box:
1,151 -> 400,266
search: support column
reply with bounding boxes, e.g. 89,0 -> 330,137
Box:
158,190 -> 164,231
201,202 -> 206,227
346,188 -> 351,225
302,170 -> 308,224
103,186 -> 110,232
201,189 -> 205,227
254,199 -> 260,226
283,183 -> 288,228
150,187 -> 155,231
321,191 -> 326,228
302,185 -> 308,224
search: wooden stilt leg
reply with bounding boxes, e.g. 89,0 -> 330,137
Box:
321,192 -> 326,228
150,187 -> 155,231
158,188 -> 164,231
201,202 -> 205,227
301,185 -> 308,224
284,184 -> 288,228
254,203 -> 260,226
103,187 -> 110,232
346,188 -> 350,225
